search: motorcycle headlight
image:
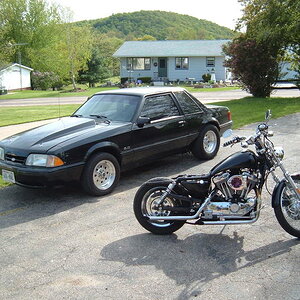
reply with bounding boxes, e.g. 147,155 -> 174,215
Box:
0,147 -> 4,160
274,147 -> 284,161
25,154 -> 64,167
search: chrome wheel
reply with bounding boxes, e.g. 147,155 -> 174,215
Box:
93,159 -> 116,190
134,183 -> 186,234
203,130 -> 218,154
142,187 -> 175,228
274,180 -> 300,238
280,184 -> 300,230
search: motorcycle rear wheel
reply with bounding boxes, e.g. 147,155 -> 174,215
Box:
274,181 -> 300,238
133,183 -> 185,235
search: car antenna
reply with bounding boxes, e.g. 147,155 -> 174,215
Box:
58,95 -> 61,119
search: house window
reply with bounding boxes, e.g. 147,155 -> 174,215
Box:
127,58 -> 151,70
175,57 -> 189,70
206,57 -> 215,67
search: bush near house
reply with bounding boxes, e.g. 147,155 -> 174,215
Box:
202,73 -> 211,82
31,71 -> 63,90
137,77 -> 152,84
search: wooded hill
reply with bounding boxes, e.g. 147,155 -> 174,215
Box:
77,10 -> 235,40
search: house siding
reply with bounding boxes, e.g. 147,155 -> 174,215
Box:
120,56 -> 226,82
0,65 -> 32,90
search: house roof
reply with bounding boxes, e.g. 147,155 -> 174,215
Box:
0,63 -> 33,72
113,40 -> 231,57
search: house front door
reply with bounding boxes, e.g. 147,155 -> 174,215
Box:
158,58 -> 167,77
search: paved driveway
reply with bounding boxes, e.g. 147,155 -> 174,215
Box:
0,113 -> 300,299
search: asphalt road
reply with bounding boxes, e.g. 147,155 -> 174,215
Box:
0,88 -> 299,107
0,113 -> 299,299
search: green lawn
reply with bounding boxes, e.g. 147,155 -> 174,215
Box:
0,86 -> 239,100
0,176 -> 10,188
185,86 -> 240,93
0,104 -> 80,127
0,86 -> 118,100
213,96 -> 300,129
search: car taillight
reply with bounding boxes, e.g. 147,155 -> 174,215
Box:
227,111 -> 232,121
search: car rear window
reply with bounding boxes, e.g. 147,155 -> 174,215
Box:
174,91 -> 202,114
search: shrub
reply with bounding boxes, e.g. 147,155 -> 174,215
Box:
121,77 -> 129,84
202,73 -> 211,82
223,36 -> 279,97
31,72 -> 62,90
137,77 -> 152,84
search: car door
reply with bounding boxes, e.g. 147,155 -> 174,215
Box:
173,91 -> 207,144
131,93 -> 187,163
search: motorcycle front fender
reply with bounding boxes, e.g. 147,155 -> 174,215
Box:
271,179 -> 286,208
272,174 -> 300,208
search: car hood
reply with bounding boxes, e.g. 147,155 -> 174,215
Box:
1,117 -> 128,153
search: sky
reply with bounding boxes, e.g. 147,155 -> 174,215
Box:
51,0 -> 243,30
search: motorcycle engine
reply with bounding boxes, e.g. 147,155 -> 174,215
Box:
206,171 -> 259,218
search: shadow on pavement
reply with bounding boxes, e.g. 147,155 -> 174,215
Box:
0,152 -> 210,229
100,232 -> 299,299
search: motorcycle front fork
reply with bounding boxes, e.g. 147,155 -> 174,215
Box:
270,166 -> 300,202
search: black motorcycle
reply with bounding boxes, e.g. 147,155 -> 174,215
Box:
134,110 -> 300,237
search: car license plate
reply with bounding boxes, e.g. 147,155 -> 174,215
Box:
2,169 -> 16,183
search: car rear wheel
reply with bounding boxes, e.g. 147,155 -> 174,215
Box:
81,152 -> 120,196
191,124 -> 220,160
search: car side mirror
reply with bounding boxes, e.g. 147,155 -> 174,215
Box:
137,116 -> 151,128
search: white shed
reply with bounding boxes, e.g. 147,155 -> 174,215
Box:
0,63 -> 33,91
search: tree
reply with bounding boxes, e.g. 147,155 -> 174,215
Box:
64,24 -> 93,89
223,36 -> 279,97
0,0 -> 64,67
79,34 -> 123,86
237,0 -> 300,83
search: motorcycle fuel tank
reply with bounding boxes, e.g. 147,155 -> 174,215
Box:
211,150 -> 258,176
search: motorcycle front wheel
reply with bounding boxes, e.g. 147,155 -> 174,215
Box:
133,183 -> 186,235
274,181 -> 300,238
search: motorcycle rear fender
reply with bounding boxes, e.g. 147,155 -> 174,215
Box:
143,177 -> 173,186
272,174 -> 299,208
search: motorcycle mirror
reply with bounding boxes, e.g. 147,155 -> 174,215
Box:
265,109 -> 272,121
223,129 -> 233,138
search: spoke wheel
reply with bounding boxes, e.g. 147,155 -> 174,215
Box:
134,183 -> 185,235
274,180 -> 300,238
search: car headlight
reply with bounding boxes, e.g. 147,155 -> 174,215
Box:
0,147 -> 4,160
25,154 -> 64,167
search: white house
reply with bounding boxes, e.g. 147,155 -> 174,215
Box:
113,40 -> 232,83
0,63 -> 33,91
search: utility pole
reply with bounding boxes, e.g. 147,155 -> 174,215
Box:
9,42 -> 28,90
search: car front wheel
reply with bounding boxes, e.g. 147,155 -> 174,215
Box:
191,124 -> 220,160
81,152 -> 120,196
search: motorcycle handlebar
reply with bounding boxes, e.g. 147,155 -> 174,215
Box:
223,136 -> 246,147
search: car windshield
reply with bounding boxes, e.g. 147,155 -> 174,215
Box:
73,94 -> 141,122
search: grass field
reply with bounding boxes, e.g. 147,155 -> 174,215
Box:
0,104 -> 80,127
0,86 -> 239,100
213,96 -> 300,128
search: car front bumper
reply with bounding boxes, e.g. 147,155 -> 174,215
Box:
0,161 -> 84,188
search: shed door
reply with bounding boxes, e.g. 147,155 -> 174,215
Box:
158,58 -> 167,77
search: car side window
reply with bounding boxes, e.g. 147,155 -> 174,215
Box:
141,94 -> 180,120
174,91 -> 202,114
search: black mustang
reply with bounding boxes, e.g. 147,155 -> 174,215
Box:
0,87 -> 232,195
